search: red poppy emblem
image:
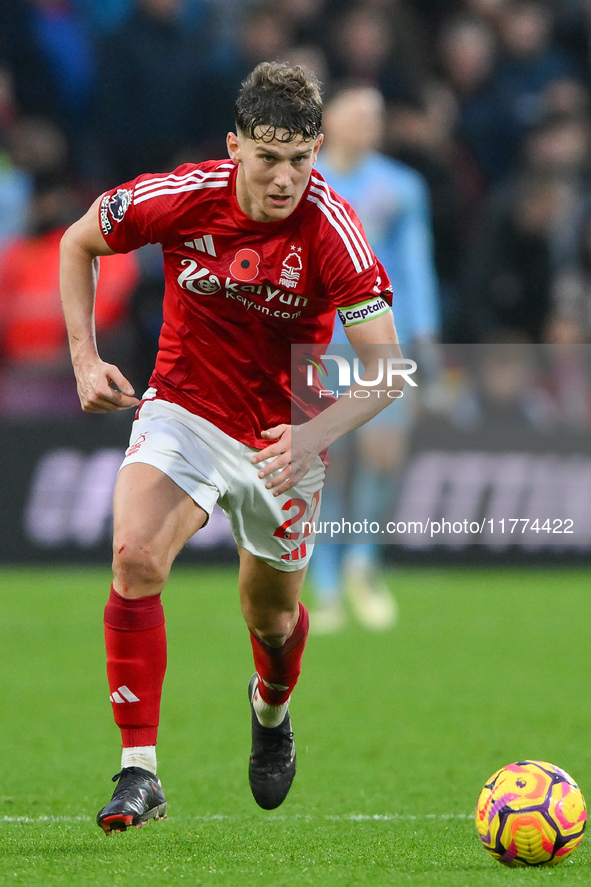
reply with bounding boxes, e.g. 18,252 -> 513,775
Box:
230,248 -> 261,282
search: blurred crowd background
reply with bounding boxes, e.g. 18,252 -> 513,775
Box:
3,0 -> 591,416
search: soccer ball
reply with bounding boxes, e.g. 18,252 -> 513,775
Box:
475,760 -> 587,866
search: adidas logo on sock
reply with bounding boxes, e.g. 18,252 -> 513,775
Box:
110,685 -> 140,704
258,674 -> 289,692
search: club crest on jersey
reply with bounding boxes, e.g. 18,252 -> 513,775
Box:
279,245 -> 302,289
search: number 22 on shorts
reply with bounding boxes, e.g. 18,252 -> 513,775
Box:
273,491 -> 321,540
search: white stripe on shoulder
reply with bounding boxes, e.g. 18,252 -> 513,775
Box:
134,177 -> 230,206
134,169 -> 230,198
309,174 -> 373,270
307,194 -> 363,273
309,175 -> 373,268
134,169 -> 210,194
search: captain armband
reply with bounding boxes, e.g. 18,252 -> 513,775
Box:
337,295 -> 392,327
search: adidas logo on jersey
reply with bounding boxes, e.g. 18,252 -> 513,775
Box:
110,685 -> 140,704
184,234 -> 217,257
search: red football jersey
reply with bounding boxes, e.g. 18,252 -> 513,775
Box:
99,160 -> 392,448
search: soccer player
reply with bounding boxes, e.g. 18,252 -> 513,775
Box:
59,62 -> 401,834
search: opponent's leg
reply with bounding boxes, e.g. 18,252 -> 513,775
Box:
98,462 -> 207,834
239,550 -> 308,809
344,425 -> 404,630
307,435 -> 350,633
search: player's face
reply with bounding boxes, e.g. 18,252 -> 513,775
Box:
227,127 -> 323,223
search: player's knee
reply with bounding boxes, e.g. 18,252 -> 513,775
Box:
257,629 -> 289,648
250,610 -> 298,648
112,538 -> 169,594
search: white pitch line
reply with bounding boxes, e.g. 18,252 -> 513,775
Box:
1,813 -> 472,824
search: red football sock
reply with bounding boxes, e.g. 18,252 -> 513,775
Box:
249,601 -> 309,705
104,585 -> 167,748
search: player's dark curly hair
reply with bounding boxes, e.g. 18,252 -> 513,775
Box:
235,62 -> 323,143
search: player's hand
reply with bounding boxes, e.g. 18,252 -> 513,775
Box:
74,359 -> 140,413
251,424 -> 292,495
251,423 -> 320,496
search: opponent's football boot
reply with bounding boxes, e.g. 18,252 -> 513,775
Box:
248,674 -> 296,809
97,766 -> 167,834
345,562 -> 398,631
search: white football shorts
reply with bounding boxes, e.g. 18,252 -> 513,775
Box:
119,392 -> 325,571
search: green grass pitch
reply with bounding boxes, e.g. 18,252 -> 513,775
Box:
1,564 -> 590,886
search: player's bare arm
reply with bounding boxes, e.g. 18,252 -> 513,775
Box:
253,311 -> 404,496
60,195 -> 140,413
